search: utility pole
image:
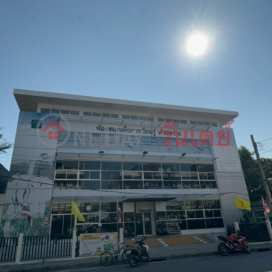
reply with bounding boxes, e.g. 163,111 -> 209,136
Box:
250,135 -> 272,206
250,134 -> 272,240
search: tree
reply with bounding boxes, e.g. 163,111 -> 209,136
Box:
0,127 -> 12,153
238,146 -> 265,201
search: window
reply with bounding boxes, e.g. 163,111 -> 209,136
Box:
146,117 -> 154,121
122,115 -> 130,119
139,116 -> 146,120
197,121 -> 204,125
131,115 -> 138,120
211,122 -> 217,127
41,108 -> 50,113
102,113 -> 110,117
197,164 -> 214,172
71,110 -> 79,115
93,112 -> 101,117
61,109 -> 70,115
102,162 -> 122,170
179,120 -> 187,124
123,162 -> 142,171
83,111 -> 92,116
111,114 -> 119,118
51,109 -> 60,114
157,118 -> 165,122
190,121 -> 197,124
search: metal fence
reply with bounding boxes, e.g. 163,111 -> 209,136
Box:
22,235 -> 72,261
239,223 -> 270,242
0,237 -> 18,262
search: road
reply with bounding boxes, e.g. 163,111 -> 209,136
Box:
58,252 -> 272,272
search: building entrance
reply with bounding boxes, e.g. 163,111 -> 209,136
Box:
136,212 -> 152,236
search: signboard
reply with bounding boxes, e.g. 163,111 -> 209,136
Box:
79,232 -> 118,256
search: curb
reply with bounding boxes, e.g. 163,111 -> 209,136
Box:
3,246 -> 272,272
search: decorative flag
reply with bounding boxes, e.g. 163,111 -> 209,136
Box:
234,196 -> 251,211
116,201 -> 122,223
261,196 -> 270,217
21,203 -> 34,226
71,200 -> 86,222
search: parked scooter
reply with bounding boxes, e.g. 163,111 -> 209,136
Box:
217,230 -> 251,256
128,236 -> 150,267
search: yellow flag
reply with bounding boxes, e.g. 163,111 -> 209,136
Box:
234,196 -> 251,211
71,200 -> 86,222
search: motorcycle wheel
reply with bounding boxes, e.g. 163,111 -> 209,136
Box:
129,255 -> 138,267
243,242 -> 251,254
122,250 -> 130,264
218,243 -> 230,256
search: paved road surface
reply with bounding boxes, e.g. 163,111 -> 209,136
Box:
58,252 -> 272,272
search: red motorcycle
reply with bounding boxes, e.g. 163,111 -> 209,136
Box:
217,230 -> 251,256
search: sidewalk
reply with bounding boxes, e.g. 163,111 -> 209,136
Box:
1,241 -> 272,272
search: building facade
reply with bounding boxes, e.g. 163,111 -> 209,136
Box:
1,89 -> 249,237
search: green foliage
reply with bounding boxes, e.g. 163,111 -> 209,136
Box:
0,127 -> 12,153
238,146 -> 272,201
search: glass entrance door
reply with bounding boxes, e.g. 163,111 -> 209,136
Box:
136,212 -> 152,236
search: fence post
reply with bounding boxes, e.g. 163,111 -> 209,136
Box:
234,221 -> 240,233
15,233 -> 23,264
265,219 -> 272,240
72,230 -> 76,259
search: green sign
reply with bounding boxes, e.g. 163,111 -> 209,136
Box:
31,120 -> 42,129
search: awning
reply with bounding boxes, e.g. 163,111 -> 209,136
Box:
52,189 -> 220,203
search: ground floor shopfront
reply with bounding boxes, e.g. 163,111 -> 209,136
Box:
50,198 -> 225,237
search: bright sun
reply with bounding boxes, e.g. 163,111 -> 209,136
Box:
186,33 -> 208,57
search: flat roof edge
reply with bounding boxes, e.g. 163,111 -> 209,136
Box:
13,89 -> 239,117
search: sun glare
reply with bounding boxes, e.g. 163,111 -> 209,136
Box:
186,33 -> 208,57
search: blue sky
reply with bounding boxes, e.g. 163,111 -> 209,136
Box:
1,0 -> 272,170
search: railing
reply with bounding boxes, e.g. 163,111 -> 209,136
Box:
22,235 -> 72,260
0,237 -> 18,262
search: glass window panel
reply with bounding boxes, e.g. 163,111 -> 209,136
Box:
51,109 -> 60,114
186,211 -> 195,218
102,162 -> 122,170
181,172 -> 190,180
180,164 -> 197,172
144,172 -> 152,179
79,161 -> 100,170
102,113 -> 110,117
191,173 -> 198,180
203,200 -> 220,209
166,201 -> 185,210
124,171 -> 133,179
143,163 -> 161,171
124,223 -> 135,237
213,210 -> 222,217
156,211 -> 166,220
123,162 -> 142,171
161,163 -> 180,172
195,211 -> 204,218
71,110 -> 80,115
90,171 -> 100,179
67,171 -> 78,179
82,214 -> 100,223
183,181 -> 200,189
124,180 -> 143,189
41,108 -> 50,113
167,211 -> 183,219
153,172 -> 162,179
197,164 -> 214,172
101,171 -> 122,180
79,180 -> 100,190
101,212 -> 117,223
187,219 -> 206,229
58,161 -> 78,170
54,180 -> 77,189
52,203 -> 72,214
124,212 -> 135,222
139,116 -> 146,120
163,181 -> 182,189
144,180 -> 163,189
51,215 -> 64,236
55,171 -> 66,179
207,173 -> 215,179
205,210 -> 213,218
163,172 -> 181,181
83,111 -> 92,116
167,221 -> 180,231
200,181 -> 217,189
206,218 -> 224,228
79,171 -> 90,179
101,180 -> 122,189
61,109 -> 70,115
80,203 -> 100,213
101,202 -> 117,212
185,200 -> 203,210
199,173 -> 208,180
101,223 -> 118,233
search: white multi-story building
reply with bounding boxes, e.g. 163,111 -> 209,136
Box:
1,89 -> 249,237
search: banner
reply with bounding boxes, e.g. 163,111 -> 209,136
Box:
79,232 -> 118,256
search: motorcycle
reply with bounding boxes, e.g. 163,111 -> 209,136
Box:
128,236 -> 150,267
217,230 -> 251,256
